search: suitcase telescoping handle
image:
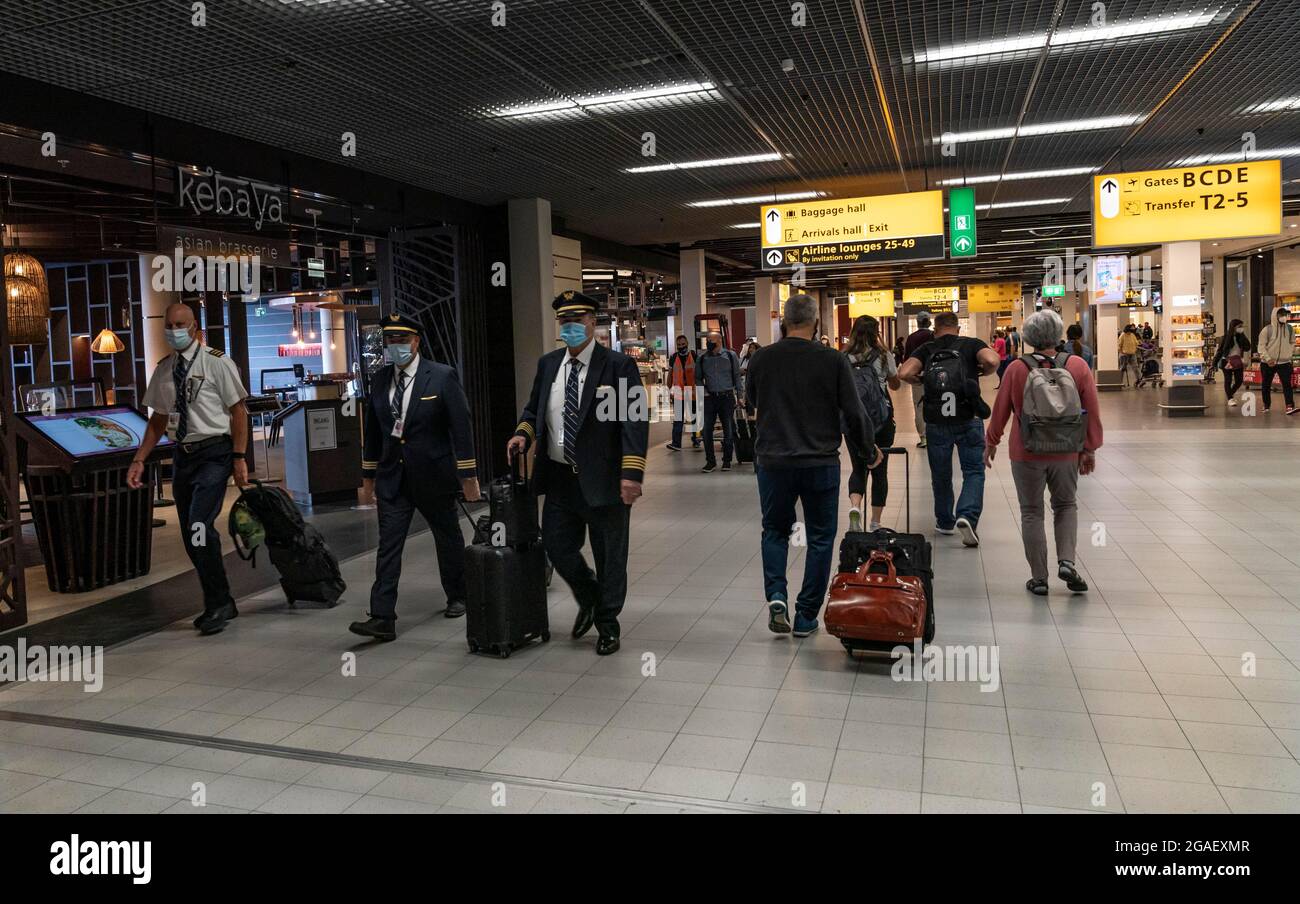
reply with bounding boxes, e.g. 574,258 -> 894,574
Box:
879,447 -> 909,532
511,446 -> 530,485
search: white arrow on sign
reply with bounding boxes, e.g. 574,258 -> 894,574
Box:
765,249 -> 784,267
954,236 -> 972,253
764,209 -> 782,246
1100,178 -> 1120,219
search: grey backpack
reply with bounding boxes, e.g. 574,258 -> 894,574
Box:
1018,353 -> 1085,454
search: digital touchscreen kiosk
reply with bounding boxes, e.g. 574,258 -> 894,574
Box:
18,406 -> 172,459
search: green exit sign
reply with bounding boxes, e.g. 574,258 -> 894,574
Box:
1042,285 -> 1065,298
948,187 -> 977,258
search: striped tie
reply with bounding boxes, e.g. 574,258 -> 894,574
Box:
391,368 -> 408,423
563,358 -> 582,468
173,354 -> 192,442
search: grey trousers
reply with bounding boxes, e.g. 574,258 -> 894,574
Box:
910,381 -> 926,437
1010,459 -> 1080,581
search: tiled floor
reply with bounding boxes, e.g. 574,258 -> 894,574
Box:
3,385 -> 1300,813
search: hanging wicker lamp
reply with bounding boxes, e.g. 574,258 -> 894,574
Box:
91,328 -> 126,354
3,249 -> 51,345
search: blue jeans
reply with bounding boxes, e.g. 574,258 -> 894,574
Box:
925,419 -> 986,530
756,464 -> 840,618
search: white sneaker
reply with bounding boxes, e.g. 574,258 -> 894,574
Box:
1227,399 -> 1238,407
869,521 -> 881,532
955,516 -> 980,548
935,526 -> 955,536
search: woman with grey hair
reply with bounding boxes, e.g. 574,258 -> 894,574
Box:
985,310 -> 1104,596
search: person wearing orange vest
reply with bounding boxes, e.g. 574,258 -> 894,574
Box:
666,335 -> 701,451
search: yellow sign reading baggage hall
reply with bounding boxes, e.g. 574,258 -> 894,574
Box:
761,190 -> 944,270
1092,160 -> 1282,247
967,282 -> 1021,312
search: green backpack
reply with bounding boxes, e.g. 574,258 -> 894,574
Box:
228,496 -> 268,563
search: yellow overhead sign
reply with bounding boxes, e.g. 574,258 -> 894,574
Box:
847,290 -> 895,319
967,282 -> 1021,312
902,286 -> 960,303
1093,160 -> 1282,247
761,190 -> 945,269
902,286 -> 961,313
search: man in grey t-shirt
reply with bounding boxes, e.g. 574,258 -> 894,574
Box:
697,330 -> 740,472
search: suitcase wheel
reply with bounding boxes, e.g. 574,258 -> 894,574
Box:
495,644 -> 511,659
841,641 -> 857,656
468,640 -> 480,654
541,631 -> 550,643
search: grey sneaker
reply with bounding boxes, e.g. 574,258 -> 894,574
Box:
767,601 -> 791,634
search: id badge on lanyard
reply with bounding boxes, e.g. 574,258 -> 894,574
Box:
391,418 -> 404,438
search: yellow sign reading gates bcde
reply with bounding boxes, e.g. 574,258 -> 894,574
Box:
848,290 -> 895,319
1092,160 -> 1282,247
967,282 -> 1021,312
902,286 -> 960,304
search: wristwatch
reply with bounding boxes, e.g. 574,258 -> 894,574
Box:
231,452 -> 246,460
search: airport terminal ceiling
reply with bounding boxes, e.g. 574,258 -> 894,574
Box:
1,0 -> 1298,253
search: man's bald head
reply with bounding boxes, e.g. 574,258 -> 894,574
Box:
164,303 -> 196,330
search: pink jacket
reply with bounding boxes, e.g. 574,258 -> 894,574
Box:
986,353 -> 1103,463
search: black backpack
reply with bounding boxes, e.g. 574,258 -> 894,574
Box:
922,345 -> 971,423
849,350 -> 891,427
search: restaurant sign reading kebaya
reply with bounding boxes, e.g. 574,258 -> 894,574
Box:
176,165 -> 285,230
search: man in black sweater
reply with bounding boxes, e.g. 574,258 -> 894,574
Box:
746,294 -> 880,638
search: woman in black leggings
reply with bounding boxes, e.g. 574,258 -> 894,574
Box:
844,315 -> 901,532
1212,319 -> 1251,407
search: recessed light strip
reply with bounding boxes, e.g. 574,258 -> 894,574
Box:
940,166 -> 1098,185
625,153 -> 783,174
1171,147 -> 1300,166
935,115 -> 1144,145
688,191 -> 824,209
914,10 -> 1217,63
493,82 -> 716,119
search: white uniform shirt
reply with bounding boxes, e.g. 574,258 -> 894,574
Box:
386,353 -> 421,422
545,341 -> 595,464
141,340 -> 247,441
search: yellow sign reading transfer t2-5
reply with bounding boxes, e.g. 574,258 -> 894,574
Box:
1092,159 -> 1281,247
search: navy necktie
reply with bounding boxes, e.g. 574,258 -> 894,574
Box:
391,368 -> 408,423
563,358 -> 582,467
173,353 -> 192,442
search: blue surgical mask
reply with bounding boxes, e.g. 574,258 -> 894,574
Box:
165,327 -> 193,351
559,323 -> 588,348
385,343 -> 414,366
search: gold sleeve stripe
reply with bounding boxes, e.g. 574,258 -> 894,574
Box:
517,421 -> 535,438
456,459 -> 477,468
362,460 -> 378,467
622,457 -> 647,468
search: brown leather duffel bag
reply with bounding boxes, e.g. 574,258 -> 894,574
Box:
825,550 -> 929,646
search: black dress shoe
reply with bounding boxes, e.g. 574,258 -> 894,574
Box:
348,616 -> 397,641
596,635 -> 621,656
193,604 -> 238,629
196,603 -> 237,636
572,606 -> 596,639
444,599 -> 467,619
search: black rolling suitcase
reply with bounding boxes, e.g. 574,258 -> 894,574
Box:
460,456 -> 549,658
229,480 -> 346,606
836,448 -> 935,643
733,408 -> 755,464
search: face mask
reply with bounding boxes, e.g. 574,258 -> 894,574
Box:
165,327 -> 193,351
1236,327 -> 1245,334
676,345 -> 687,354
385,343 -> 414,366
559,323 -> 588,348
706,341 -> 718,352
